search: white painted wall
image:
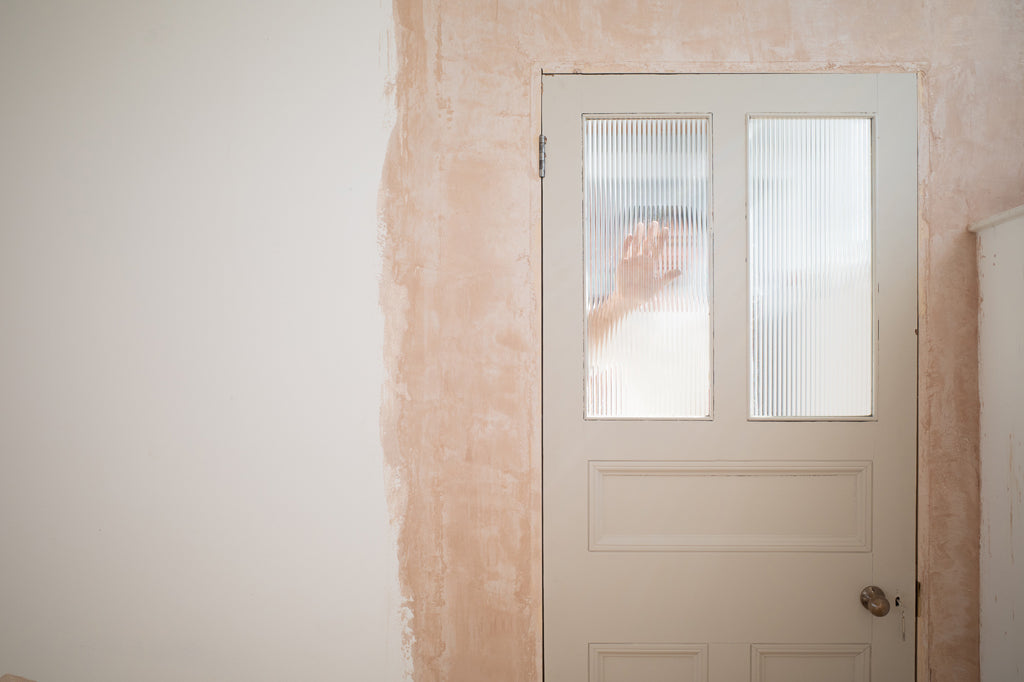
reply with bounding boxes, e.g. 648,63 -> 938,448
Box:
0,2 -> 407,680
974,206 -> 1024,682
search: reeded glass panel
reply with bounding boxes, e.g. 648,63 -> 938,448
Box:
584,117 -> 711,419
748,117 -> 873,418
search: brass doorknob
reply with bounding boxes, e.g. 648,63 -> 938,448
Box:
860,586 -> 891,617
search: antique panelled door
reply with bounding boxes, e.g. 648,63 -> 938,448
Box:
542,74 -> 917,682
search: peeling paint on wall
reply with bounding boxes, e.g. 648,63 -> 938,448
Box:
379,1 -> 1024,681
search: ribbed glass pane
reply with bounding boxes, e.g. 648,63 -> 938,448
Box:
748,117 -> 873,418
584,117 -> 711,419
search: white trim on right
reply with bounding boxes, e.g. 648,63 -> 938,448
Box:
967,204 -> 1024,233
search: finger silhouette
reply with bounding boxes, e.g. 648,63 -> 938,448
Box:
621,233 -> 635,258
660,268 -> 683,287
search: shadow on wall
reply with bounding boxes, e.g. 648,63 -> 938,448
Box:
2,675 -> 36,682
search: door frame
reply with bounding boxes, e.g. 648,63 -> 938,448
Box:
531,65 -> 923,680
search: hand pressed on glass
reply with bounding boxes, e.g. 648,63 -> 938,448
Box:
587,220 -> 682,350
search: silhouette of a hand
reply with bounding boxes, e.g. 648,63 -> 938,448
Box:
588,220 -> 683,350
613,221 -> 682,307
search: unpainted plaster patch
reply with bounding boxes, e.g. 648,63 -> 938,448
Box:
380,1 -> 1024,680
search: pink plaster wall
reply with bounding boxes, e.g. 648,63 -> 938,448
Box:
380,1 -> 1024,680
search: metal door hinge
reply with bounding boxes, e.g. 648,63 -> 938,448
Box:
539,134 -> 547,178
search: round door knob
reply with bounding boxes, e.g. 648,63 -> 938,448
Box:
860,586 -> 891,617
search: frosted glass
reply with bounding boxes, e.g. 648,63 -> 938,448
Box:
748,117 -> 873,418
584,117 -> 711,419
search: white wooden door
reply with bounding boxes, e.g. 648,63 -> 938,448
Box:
542,74 -> 917,682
